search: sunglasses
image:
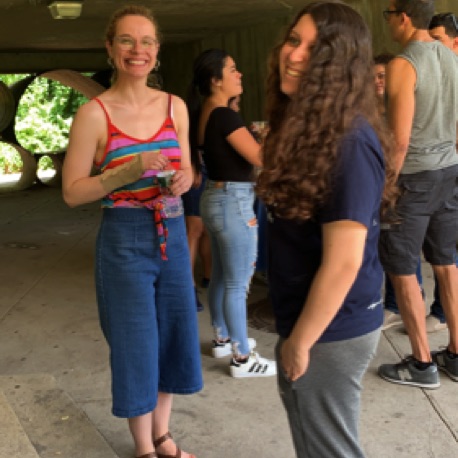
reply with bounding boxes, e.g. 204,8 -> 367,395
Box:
382,10 -> 404,22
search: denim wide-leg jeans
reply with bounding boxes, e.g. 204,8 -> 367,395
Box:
200,181 -> 257,355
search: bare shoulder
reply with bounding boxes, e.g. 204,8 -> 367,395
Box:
145,89 -> 182,117
169,94 -> 189,133
388,57 -> 415,75
74,97 -> 106,124
387,57 -> 415,89
170,93 -> 187,114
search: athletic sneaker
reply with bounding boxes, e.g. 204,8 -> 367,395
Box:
431,349 -> 458,381
425,315 -> 447,333
230,352 -> 277,378
378,356 -> 440,389
382,309 -> 403,331
212,337 -> 256,358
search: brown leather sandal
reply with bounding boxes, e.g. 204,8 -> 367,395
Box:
153,431 -> 195,458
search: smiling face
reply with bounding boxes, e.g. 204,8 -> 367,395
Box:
279,13 -> 317,97
374,64 -> 386,98
214,56 -> 243,98
107,14 -> 159,79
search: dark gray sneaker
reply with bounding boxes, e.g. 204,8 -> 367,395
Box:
378,356 -> 440,389
431,349 -> 458,382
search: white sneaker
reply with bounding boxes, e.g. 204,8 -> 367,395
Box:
230,351 -> 277,378
382,309 -> 403,331
212,337 -> 256,358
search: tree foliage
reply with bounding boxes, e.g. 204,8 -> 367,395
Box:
0,74 -> 89,173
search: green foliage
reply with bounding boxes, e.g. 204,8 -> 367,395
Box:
15,77 -> 88,152
0,145 -> 22,174
0,74 -> 28,85
38,155 -> 54,171
0,73 -> 90,174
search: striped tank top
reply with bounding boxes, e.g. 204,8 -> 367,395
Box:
94,94 -> 183,259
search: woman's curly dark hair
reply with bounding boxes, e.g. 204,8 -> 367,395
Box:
257,0 -> 398,220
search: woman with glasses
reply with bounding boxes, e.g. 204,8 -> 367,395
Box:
62,5 -> 202,458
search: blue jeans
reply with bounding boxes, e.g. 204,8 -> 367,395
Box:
96,208 -> 203,418
384,258 -> 423,314
200,181 -> 257,355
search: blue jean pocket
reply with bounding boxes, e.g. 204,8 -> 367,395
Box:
200,191 -> 225,233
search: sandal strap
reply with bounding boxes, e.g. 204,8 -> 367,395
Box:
154,431 -> 187,458
156,450 -> 181,458
153,431 -> 173,448
137,453 -> 158,458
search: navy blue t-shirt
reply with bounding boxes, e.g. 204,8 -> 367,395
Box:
267,120 -> 385,342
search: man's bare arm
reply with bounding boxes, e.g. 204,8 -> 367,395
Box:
386,57 -> 417,175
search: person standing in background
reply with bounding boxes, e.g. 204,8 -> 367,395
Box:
182,93 -> 213,311
429,12 -> 458,54
419,11 -> 458,333
373,52 -> 425,332
374,53 -> 394,117
188,48 -> 276,378
378,0 -> 458,389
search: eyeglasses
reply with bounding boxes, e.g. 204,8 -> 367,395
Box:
114,36 -> 159,51
382,10 -> 404,22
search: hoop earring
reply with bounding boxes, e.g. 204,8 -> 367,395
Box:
154,59 -> 161,71
107,57 -> 115,69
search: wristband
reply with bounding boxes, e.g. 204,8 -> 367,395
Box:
99,155 -> 144,193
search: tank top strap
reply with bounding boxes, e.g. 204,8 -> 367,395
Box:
93,97 -> 113,128
167,93 -> 173,119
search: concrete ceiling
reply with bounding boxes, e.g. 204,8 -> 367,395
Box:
0,0 -> 307,72
1,0 -> 457,73
0,0 -> 309,49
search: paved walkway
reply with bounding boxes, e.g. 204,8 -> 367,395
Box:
0,185 -> 456,457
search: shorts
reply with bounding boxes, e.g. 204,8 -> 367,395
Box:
95,208 -> 203,418
379,165 -> 458,275
182,174 -> 207,217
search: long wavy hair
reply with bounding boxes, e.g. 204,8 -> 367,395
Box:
257,1 -> 398,221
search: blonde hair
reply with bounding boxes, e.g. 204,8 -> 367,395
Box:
105,4 -> 160,44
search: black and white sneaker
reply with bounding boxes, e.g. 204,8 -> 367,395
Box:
230,352 -> 276,378
212,337 -> 256,358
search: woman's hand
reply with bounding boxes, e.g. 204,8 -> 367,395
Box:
141,151 -> 169,171
169,168 -> 192,197
280,337 -> 310,382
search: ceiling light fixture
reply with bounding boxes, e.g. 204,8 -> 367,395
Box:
48,1 -> 83,20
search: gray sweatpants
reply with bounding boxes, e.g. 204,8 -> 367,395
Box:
276,329 -> 380,458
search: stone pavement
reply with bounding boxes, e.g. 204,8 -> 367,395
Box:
0,185 -> 456,458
